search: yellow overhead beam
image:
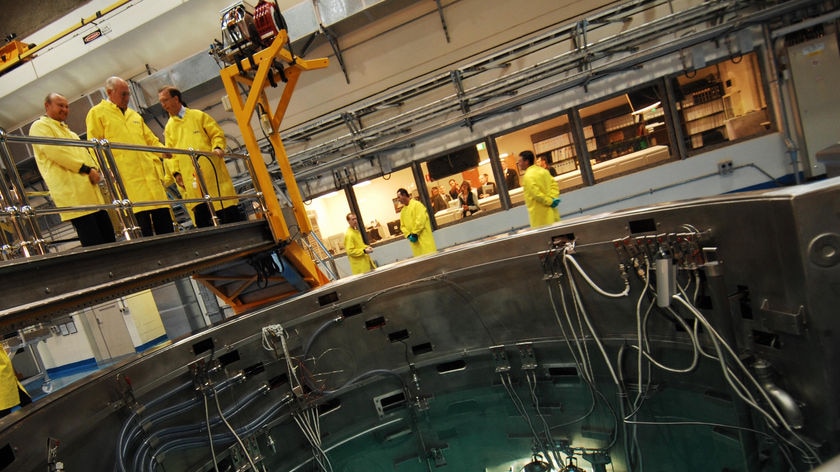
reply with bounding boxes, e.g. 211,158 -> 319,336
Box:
1,0 -> 132,75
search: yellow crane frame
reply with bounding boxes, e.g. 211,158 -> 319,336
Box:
217,30 -> 331,297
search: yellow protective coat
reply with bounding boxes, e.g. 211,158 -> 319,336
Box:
0,348 -> 24,411
522,165 -> 560,228
163,108 -> 238,218
29,116 -> 105,221
85,100 -> 170,212
344,226 -> 375,274
399,198 -> 437,256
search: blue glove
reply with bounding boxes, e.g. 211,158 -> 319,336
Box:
407,233 -> 419,243
550,198 -> 561,208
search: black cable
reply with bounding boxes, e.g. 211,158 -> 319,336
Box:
249,253 -> 280,289
198,154 -> 225,210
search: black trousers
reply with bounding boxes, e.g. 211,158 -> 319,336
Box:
192,204 -> 245,228
71,210 -> 116,247
135,208 -> 174,236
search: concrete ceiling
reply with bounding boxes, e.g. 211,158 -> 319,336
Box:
0,0 -> 236,131
0,0 -> 89,41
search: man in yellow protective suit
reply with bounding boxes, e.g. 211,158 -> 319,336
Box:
397,188 -> 437,257
30,93 -> 116,247
0,345 -> 31,418
86,77 -> 173,237
158,86 -> 243,227
518,150 -> 560,228
344,213 -> 375,274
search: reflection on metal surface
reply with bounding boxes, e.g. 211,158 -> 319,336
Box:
0,179 -> 838,471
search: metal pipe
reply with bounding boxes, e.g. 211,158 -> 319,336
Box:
753,359 -> 804,429
567,161 -> 781,216
703,259 -> 761,472
763,25 -> 802,184
0,128 -> 45,256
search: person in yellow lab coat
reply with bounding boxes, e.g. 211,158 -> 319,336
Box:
0,345 -> 31,418
158,86 -> 243,227
344,213 -> 375,274
518,150 -> 560,228
29,93 -> 115,246
397,188 -> 436,257
86,77 -> 173,236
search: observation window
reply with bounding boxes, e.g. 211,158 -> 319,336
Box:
578,84 -> 674,184
675,52 -> 771,152
304,167 -> 419,255
420,143 -> 500,227
352,167 -> 418,245
304,189 -> 351,256
492,113 -> 576,209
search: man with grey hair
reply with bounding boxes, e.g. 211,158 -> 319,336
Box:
86,76 -> 174,236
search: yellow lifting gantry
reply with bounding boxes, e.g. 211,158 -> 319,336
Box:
198,29 -> 331,313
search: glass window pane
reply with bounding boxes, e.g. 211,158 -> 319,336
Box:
579,86 -> 673,184
492,114 -> 573,207
419,143 -> 492,226
353,166 -> 417,243
675,52 -> 771,151
305,190 -> 351,256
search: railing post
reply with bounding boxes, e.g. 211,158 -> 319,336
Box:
188,149 -> 220,227
94,139 -> 141,239
0,127 -> 46,256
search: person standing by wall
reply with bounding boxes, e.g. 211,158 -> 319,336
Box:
29,93 -> 115,247
158,86 -> 243,228
86,77 -> 173,236
518,150 -> 560,228
344,213 -> 375,275
396,188 -> 436,257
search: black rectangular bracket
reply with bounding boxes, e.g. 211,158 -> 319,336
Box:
757,299 -> 804,336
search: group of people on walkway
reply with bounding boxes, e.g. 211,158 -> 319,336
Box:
28,77 -> 242,248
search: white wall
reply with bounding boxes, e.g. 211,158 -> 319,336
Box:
122,290 -> 167,346
36,314 -> 95,370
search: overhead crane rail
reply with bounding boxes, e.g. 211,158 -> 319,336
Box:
272,0 -> 825,186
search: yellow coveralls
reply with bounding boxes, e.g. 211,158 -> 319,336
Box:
344,226 -> 375,274
163,108 -> 238,220
29,116 -> 105,221
399,198 -> 437,257
85,100 -> 170,212
0,347 -> 25,412
522,165 -> 560,228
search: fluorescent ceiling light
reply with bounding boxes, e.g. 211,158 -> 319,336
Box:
632,101 -> 661,115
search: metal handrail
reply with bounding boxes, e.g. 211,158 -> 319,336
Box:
0,131 -> 265,258
298,232 -> 339,281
